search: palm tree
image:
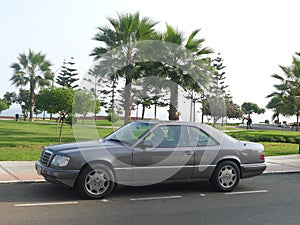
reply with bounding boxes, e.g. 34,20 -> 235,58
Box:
160,24 -> 213,120
10,49 -> 53,122
90,12 -> 158,124
267,56 -> 300,130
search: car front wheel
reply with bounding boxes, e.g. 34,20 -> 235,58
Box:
76,164 -> 115,199
210,160 -> 240,192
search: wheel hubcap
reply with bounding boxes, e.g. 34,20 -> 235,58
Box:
85,169 -> 110,195
218,165 -> 236,188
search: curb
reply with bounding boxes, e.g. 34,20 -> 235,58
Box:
263,170 -> 300,175
0,179 -> 46,184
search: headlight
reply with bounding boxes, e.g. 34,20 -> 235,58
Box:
51,155 -> 70,167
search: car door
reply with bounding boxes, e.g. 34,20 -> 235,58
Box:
188,126 -> 220,179
132,125 -> 195,185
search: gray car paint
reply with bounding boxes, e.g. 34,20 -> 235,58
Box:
36,121 -> 266,187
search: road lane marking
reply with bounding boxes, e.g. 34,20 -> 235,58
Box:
15,201 -> 79,207
130,195 -> 182,201
200,194 -> 206,197
225,190 -> 269,195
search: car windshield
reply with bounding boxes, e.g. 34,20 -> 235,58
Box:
104,121 -> 151,146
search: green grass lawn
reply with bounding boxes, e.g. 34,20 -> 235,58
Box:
226,129 -> 300,156
0,120 -> 299,160
261,142 -> 299,156
0,120 -> 113,161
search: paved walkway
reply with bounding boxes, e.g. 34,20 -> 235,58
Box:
0,155 -> 300,184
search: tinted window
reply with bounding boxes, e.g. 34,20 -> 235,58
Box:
188,127 -> 217,147
145,125 -> 189,148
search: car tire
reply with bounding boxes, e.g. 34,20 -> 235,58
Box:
210,160 -> 240,192
76,164 -> 115,199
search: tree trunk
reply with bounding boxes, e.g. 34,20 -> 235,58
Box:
141,104 -> 146,119
154,104 -> 157,120
29,82 -> 35,122
169,84 -> 178,120
296,113 -> 299,132
193,100 -> 196,122
59,118 -> 64,144
190,98 -> 193,122
124,77 -> 132,125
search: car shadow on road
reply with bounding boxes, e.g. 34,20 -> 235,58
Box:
0,183 -> 80,203
113,181 -> 214,198
0,177 -> 264,203
0,181 -> 216,203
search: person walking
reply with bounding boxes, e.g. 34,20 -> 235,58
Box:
246,116 -> 252,129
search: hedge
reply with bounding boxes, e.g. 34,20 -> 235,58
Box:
227,131 -> 300,144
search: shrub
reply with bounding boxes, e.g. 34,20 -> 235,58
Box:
65,114 -> 77,127
226,131 -> 298,144
107,113 -> 120,122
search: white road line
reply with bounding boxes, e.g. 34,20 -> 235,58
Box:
130,195 -> 182,201
200,194 -> 206,197
15,201 -> 79,207
225,190 -> 269,195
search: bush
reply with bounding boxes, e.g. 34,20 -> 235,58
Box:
107,113 -> 120,122
65,114 -> 77,127
227,131 -> 298,144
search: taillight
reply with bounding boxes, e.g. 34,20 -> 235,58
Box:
260,153 -> 265,161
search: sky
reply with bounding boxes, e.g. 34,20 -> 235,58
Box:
1,0 -> 300,122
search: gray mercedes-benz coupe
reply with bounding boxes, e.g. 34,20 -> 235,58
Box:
36,121 -> 266,199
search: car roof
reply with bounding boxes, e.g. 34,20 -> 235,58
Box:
133,120 -> 206,127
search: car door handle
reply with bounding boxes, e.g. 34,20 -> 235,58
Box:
183,151 -> 193,156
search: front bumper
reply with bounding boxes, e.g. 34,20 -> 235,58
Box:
35,161 -> 80,188
241,163 -> 267,178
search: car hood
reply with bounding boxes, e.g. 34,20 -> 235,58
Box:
45,139 -> 122,154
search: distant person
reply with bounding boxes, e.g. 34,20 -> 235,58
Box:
247,116 -> 252,129
15,114 -> 19,121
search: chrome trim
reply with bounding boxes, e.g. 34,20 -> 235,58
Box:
241,163 -> 266,168
40,150 -> 53,166
114,165 -> 215,170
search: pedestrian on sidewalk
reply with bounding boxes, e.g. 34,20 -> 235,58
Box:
247,116 -> 252,129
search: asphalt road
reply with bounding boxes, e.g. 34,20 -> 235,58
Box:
0,174 -> 299,225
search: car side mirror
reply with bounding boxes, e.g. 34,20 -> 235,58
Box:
139,140 -> 153,148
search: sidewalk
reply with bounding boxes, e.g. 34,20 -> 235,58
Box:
0,155 -> 300,184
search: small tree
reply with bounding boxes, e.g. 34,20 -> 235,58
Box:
241,102 -> 265,116
0,99 -> 8,113
35,88 -> 56,119
204,53 -> 230,126
225,97 -> 243,120
3,92 -> 17,106
17,89 -> 31,121
36,87 -> 74,143
73,90 -> 95,123
83,68 -> 104,119
4,90 -> 30,120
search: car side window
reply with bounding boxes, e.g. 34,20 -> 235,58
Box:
145,125 -> 189,148
188,127 -> 217,147
145,127 -> 166,148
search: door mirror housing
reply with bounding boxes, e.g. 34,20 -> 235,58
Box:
138,140 -> 153,148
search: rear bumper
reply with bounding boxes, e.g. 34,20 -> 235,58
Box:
241,163 -> 267,178
35,161 -> 80,187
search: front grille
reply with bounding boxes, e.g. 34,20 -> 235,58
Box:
40,150 -> 53,166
